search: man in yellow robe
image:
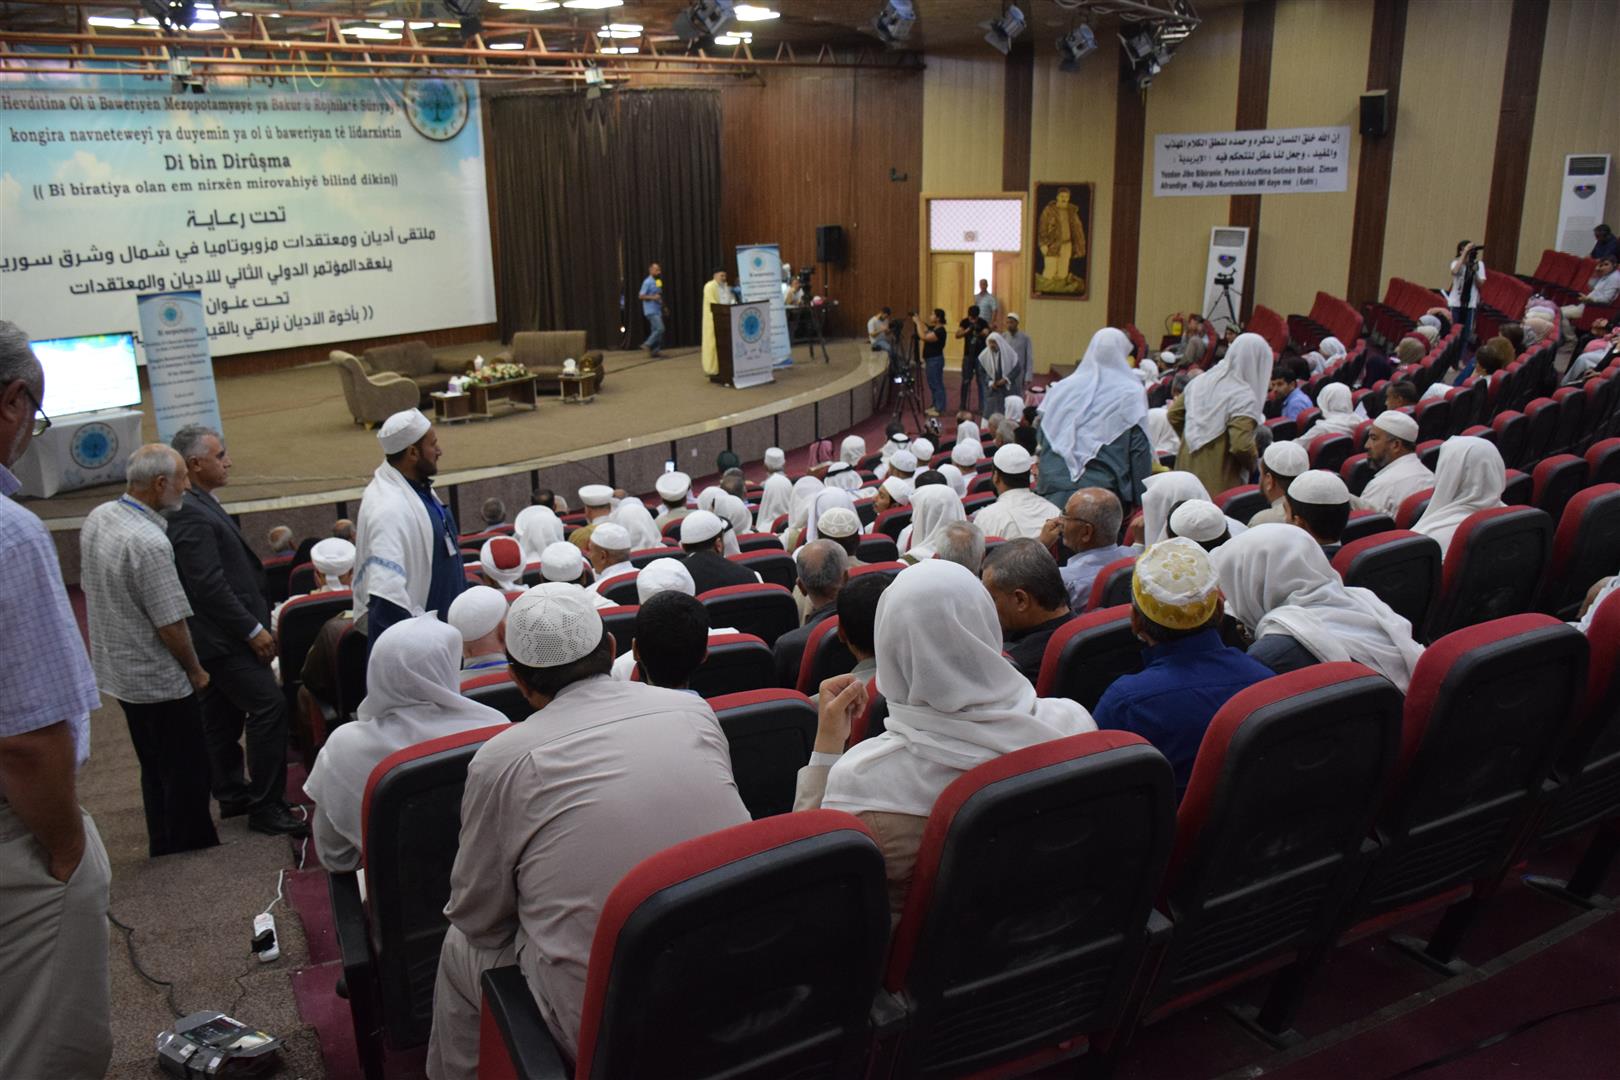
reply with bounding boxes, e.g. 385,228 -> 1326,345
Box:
700,270 -> 732,377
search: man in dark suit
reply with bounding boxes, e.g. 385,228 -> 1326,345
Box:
676,510 -> 760,596
771,540 -> 850,688
168,425 -> 306,836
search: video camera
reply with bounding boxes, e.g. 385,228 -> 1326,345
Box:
1213,270 -> 1236,287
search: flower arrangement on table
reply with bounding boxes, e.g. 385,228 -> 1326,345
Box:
462,362 -> 531,386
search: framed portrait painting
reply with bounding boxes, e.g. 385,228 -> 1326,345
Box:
1031,182 -> 1093,300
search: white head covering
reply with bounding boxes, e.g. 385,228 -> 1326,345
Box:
377,409 -> 430,455
902,484 -> 967,559
1180,332 -> 1271,452
816,506 -> 862,540
992,444 -> 1033,475
1037,328 -> 1150,479
1303,383 -> 1359,439
754,471 -> 794,532
680,510 -> 726,546
821,560 -> 1095,817
1319,336 -> 1348,360
912,437 -> 935,463
1288,470 -> 1350,507
1146,406 -> 1181,455
578,484 -> 614,508
507,582 -> 604,666
788,476 -> 826,533
635,558 -> 696,604
1141,471 -> 1212,546
1263,439 -> 1310,479
956,420 -> 981,446
695,486 -> 724,515
938,463 -> 968,498
1168,499 -> 1228,544
804,488 -> 859,543
311,537 -> 355,588
513,505 -> 564,562
711,491 -> 752,538
824,462 -> 863,491
1413,436 -> 1505,556
840,434 -> 867,465
540,540 -> 586,583
1373,410 -> 1419,444
880,475 -> 913,505
589,522 -> 632,554
889,450 -> 919,475
880,432 -> 910,464
655,471 -> 691,503
304,616 -> 506,855
448,584 -> 508,642
1215,523 -> 1424,691
1133,538 -> 1221,626
1004,394 -> 1026,419
610,497 -> 662,550
951,440 -> 982,469
1303,351 -> 1327,377
478,536 -> 525,590
763,447 -> 786,471
1418,314 -> 1442,332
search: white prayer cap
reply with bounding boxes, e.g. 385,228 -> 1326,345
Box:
680,509 -> 726,545
540,540 -> 586,582
951,440 -> 981,468
912,438 -> 935,462
579,484 -> 614,507
1132,538 -> 1220,630
479,536 -> 525,589
377,409 -> 430,455
636,558 -> 695,604
992,443 -> 1033,475
1169,500 -> 1228,543
655,471 -> 691,501
938,463 -> 967,498
507,582 -> 603,667
880,476 -> 912,504
1372,410 -> 1419,444
447,585 -> 508,643
763,447 -> 786,470
310,537 -> 355,580
891,433 -> 910,446
1288,470 -> 1350,506
1262,440 -> 1309,478
1007,312 -> 1021,323
817,506 -> 861,539
890,450 -> 919,474
589,522 -> 632,552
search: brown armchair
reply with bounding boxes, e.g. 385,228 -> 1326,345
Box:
332,351 -> 420,427
496,331 -> 607,391
360,340 -> 468,405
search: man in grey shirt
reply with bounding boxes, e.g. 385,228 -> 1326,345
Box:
973,278 -> 1000,327
81,445 -> 217,857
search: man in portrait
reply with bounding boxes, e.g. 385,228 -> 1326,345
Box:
1037,186 -> 1088,296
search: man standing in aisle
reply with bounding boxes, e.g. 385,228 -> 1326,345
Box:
353,409 -> 466,646
168,424 -> 305,837
639,261 -> 665,358
0,321 -> 112,1080
1003,313 -> 1035,397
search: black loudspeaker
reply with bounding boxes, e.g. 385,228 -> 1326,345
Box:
816,224 -> 846,266
1359,91 -> 1388,137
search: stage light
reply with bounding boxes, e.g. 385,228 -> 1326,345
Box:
88,15 -> 137,26
497,1 -> 558,8
595,23 -> 642,38
1057,23 -> 1096,71
868,0 -> 915,46
733,4 -> 778,20
674,0 -> 734,47
562,0 -> 623,8
343,25 -> 403,38
713,30 -> 752,46
982,4 -> 1025,56
379,19 -> 436,28
488,40 -> 524,48
599,45 -> 639,53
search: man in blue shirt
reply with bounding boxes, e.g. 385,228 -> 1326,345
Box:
1270,356 -> 1313,422
1092,538 -> 1273,797
639,260 -> 665,358
1039,487 -> 1140,611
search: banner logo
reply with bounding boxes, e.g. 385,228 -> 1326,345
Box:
70,421 -> 117,470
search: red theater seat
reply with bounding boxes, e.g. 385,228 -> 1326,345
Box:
1414,397 -> 1451,444
1215,484 -> 1269,525
734,531 -> 784,553
849,560 -> 907,580
795,615 -> 855,694
1341,453 -> 1374,496
856,534 -> 900,563
1502,468 -> 1534,507
1522,397 -> 1562,463
1587,437 -> 1620,486
1491,410 -> 1529,468
875,506 -> 914,541
729,549 -> 796,591
687,633 -> 775,697
962,491 -> 997,514
1035,605 -> 1143,710
1264,416 -> 1298,442
1340,509 -> 1394,544
708,689 -> 818,819
278,590 -> 353,717
698,584 -> 799,646
627,546 -> 680,569
477,812 -> 889,1080
598,605 -> 638,657
1531,454 -> 1589,525
1394,488 -> 1434,529
460,671 -> 531,723
1332,530 -> 1442,635
1308,433 -> 1353,473
596,572 -> 639,607
1537,483 -> 1620,620
1551,386 -> 1586,455
1086,555 -> 1138,612
1426,506 -> 1552,640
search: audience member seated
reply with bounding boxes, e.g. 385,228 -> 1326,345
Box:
679,511 -> 761,593
583,523 -> 633,595
877,448 -> 919,485
774,540 -> 849,688
1092,538 -> 1273,796
1359,410 -> 1433,517
267,525 -> 296,556
1413,435 -> 1506,557
427,585 -> 750,1075
934,521 -> 988,574
1384,379 -> 1420,411
1035,327 -> 1155,514
1284,470 -> 1353,557
982,539 -> 1076,682
1167,499 -> 1232,551
816,506 -> 865,564
1560,255 -> 1620,348
653,470 -> 693,526
971,445 -> 1061,540
808,572 -> 889,706
1295,383 -> 1361,445
793,560 -> 1095,917
1140,471 -> 1216,545
1270,356 -> 1313,421
865,476 -> 912,531
631,592 -> 710,692
609,495 -> 661,550
610,559 -> 738,680
1564,325 -> 1619,386
899,483 -> 967,562
1045,487 -> 1138,610
754,469 -> 793,532
305,616 -> 508,874
272,536 -> 355,634
1359,343 -> 1394,388
1168,333 -> 1268,496
513,504 -> 564,564
478,536 -> 525,593
479,498 -> 506,531
1214,523 -> 1424,690
1251,440 -> 1310,526
448,586 -> 510,686
333,517 -> 356,542
566,485 -> 617,551
539,541 -> 615,610
530,487 -> 562,513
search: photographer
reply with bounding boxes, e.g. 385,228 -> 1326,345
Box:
955,304 -> 990,416
913,308 -> 947,417
1446,240 -> 1487,345
868,306 -> 897,371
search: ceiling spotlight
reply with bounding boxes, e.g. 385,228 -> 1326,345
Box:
732,4 -> 778,20
488,40 -> 524,48
868,0 -> 915,46
1057,23 -> 1096,71
674,0 -> 735,47
140,0 -> 197,31
982,4 -> 1025,55
562,0 -> 623,8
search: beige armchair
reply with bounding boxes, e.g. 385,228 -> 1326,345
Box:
497,331 -> 607,391
332,350 -> 419,427
360,340 -> 466,404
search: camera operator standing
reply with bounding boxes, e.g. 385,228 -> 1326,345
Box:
955,305 -> 990,417
914,309 -> 947,417
1446,240 -> 1486,346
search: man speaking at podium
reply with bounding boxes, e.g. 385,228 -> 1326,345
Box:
700,270 -> 733,377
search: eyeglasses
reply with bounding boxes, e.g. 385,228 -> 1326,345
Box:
19,384 -> 50,437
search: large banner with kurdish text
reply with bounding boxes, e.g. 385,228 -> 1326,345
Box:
1,74 -> 495,357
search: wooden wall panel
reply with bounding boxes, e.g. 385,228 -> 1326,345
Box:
718,68 -> 924,337
1515,0 -> 1620,269
1002,44 -> 1035,194
1228,0 -> 1275,324
922,53 -> 1006,194
1378,0 -> 1509,293
1346,0 -> 1407,308
1482,0 -> 1549,273
1257,0 -> 1372,319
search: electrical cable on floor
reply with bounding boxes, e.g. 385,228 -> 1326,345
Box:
1381,994 -> 1620,1078
259,868 -> 285,918
109,910 -> 185,1019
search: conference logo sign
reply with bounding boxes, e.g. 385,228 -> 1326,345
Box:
752,254 -> 766,270
160,300 -> 184,326
740,308 -> 765,344
1574,184 -> 1597,199
70,422 -> 118,470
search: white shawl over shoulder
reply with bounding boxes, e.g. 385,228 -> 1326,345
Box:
353,462 -> 437,617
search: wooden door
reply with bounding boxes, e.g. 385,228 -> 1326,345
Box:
990,251 -> 1022,331
929,253 -> 972,325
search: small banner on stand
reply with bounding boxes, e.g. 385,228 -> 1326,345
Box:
137,290 -> 223,442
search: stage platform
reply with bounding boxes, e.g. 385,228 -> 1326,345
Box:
28,339 -> 887,582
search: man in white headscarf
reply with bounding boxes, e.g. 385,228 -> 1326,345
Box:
978,332 -> 1017,418
584,523 -> 634,596
763,446 -> 787,476
938,463 -> 968,499
1168,332 -> 1269,497
1035,327 -> 1154,513
513,505 -> 564,565
784,475 -> 827,549
353,409 -> 465,652
1215,523 -> 1424,691
840,434 -> 868,467
793,559 -> 1095,917
1139,470 -> 1211,546
711,490 -> 754,543
1359,411 -> 1434,519
971,445 -> 1060,541
478,536 -> 525,593
1145,407 -> 1181,456
1003,313 -> 1035,397
428,586 -> 749,1076
609,497 -> 662,551
824,461 -> 867,497
306,615 -> 508,873
879,429 -> 911,465
754,470 -> 794,533
447,585 -> 512,684
898,483 -> 966,562
1413,436 -> 1505,558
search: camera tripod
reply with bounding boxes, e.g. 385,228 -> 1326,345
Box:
881,323 -> 932,435
1206,277 -> 1241,333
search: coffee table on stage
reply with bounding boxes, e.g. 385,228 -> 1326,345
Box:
558,371 -> 599,404
431,375 -> 539,423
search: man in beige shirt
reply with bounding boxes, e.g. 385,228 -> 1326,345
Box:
971,444 -> 1062,541
427,584 -> 750,1078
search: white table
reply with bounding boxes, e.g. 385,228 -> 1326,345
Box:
13,409 -> 145,498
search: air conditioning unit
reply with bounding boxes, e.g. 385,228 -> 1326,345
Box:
1556,154 -> 1610,255
1202,226 -> 1250,334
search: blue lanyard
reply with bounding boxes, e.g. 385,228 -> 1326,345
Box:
118,495 -> 152,518
465,658 -> 507,671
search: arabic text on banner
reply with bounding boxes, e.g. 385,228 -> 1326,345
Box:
1153,126 -> 1351,197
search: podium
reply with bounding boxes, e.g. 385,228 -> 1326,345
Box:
12,408 -> 145,498
709,302 -> 737,386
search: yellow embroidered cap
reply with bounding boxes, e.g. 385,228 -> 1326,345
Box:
1131,537 -> 1221,630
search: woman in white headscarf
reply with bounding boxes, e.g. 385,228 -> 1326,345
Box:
1414,436 -> 1505,558
753,471 -> 793,533
610,497 -> 662,551
897,483 -> 967,561
513,505 -> 564,563
1168,331 -> 1270,497
1294,382 -> 1360,446
1215,523 -> 1424,691
794,559 -> 1095,916
1319,336 -> 1348,363
841,434 -> 868,466
305,616 -> 508,872
1036,327 -> 1154,513
784,475 -> 826,551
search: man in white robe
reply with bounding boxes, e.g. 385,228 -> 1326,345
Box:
971,445 -> 1062,541
700,270 -> 733,377
1359,411 -> 1435,519
584,523 -> 635,597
